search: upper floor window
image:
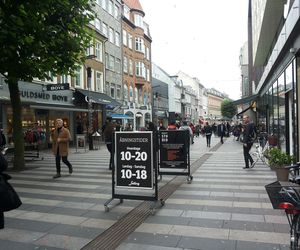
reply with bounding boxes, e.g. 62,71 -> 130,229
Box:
134,14 -> 143,29
95,18 -> 101,31
129,59 -> 133,75
123,84 -> 128,100
108,55 -> 114,71
123,56 -> 128,73
146,47 -> 150,60
95,41 -> 103,62
128,34 -> 133,49
86,44 -> 94,57
108,0 -> 113,15
135,37 -> 144,53
114,4 -> 119,18
135,87 -> 138,103
96,71 -> 104,92
123,30 -> 127,46
110,83 -> 115,98
105,53 -> 109,69
101,0 -> 107,10
115,31 -> 120,47
124,5 -> 130,19
135,61 -> 145,78
102,23 -> 108,37
116,85 -> 121,99
146,68 -> 150,81
109,27 -> 114,43
115,58 -> 121,74
73,67 -> 82,87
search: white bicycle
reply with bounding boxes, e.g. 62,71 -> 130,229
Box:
250,134 -> 270,168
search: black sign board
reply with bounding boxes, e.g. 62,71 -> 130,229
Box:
46,83 -> 69,91
115,132 -> 153,189
159,130 -> 189,169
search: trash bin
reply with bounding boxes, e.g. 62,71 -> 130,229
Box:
92,131 -> 101,150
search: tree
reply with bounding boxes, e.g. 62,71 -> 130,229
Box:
221,99 -> 237,119
0,1 -> 94,170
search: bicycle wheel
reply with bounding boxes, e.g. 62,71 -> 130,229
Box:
290,214 -> 300,250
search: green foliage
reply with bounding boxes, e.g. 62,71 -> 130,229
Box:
0,0 -> 95,81
266,147 -> 294,168
221,99 -> 237,119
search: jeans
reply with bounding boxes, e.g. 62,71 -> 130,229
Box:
243,143 -> 253,167
55,155 -> 72,174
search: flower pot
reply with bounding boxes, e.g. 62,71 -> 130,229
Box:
274,168 -> 289,181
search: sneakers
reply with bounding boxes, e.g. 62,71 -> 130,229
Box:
250,162 -> 255,168
53,173 -> 61,179
243,166 -> 249,169
69,165 -> 73,174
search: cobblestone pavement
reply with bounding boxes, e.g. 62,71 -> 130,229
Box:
0,135 -> 289,250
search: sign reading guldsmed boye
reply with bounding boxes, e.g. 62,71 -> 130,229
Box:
115,132 -> 153,189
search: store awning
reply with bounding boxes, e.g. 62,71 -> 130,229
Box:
74,89 -> 121,107
236,101 -> 257,117
107,113 -> 134,119
232,94 -> 258,106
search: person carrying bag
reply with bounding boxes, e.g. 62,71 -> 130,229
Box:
0,149 -> 22,229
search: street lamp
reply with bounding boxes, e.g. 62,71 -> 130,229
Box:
84,54 -> 96,150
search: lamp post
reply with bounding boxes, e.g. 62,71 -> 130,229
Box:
84,54 -> 96,150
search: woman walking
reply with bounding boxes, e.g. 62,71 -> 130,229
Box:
204,122 -> 212,147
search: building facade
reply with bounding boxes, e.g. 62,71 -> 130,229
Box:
121,0 -> 152,130
250,0 -> 300,159
206,88 -> 227,120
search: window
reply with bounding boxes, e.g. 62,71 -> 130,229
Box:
134,14 -> 143,28
135,37 -> 144,53
114,4 -> 119,18
115,31 -> 120,47
101,0 -> 107,10
102,23 -> 108,37
96,71 -> 103,92
109,27 -> 114,43
123,84 -> 128,100
146,69 -> 150,81
124,5 -> 130,19
105,82 -> 110,95
105,53 -> 109,69
135,61 -> 145,77
129,59 -> 133,75
95,41 -> 103,62
86,44 -> 93,57
110,83 -> 115,98
146,47 -> 150,60
128,34 -> 133,49
129,85 -> 133,102
109,55 -> 114,71
123,30 -> 127,46
116,85 -> 121,99
115,58 -> 121,74
135,87 -> 138,103
123,56 -> 128,73
61,74 -> 69,83
108,0 -> 113,15
73,67 -> 82,87
95,18 -> 101,31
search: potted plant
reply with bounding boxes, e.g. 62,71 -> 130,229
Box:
265,147 -> 294,181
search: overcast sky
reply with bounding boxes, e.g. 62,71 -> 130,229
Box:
139,0 -> 249,100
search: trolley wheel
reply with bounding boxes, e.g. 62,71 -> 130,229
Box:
187,175 -> 193,183
104,205 -> 109,212
160,199 -> 165,206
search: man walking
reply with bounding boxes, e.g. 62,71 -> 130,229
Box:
217,121 -> 226,144
51,118 -> 73,178
103,117 -> 115,170
242,115 -> 255,169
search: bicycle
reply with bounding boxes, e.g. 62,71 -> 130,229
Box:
250,133 -> 270,168
265,181 -> 300,250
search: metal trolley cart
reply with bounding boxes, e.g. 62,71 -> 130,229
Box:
158,130 -> 193,183
104,131 -> 164,213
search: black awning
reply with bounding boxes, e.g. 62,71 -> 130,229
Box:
74,89 -> 121,107
232,94 -> 258,106
236,105 -> 252,116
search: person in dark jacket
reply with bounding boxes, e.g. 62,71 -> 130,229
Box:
0,129 -> 6,149
242,115 -> 255,169
204,122 -> 212,147
217,121 -> 227,143
103,117 -> 115,170
0,147 -> 8,229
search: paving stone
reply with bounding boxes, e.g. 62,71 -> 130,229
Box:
0,240 -> 61,250
223,220 -> 275,232
116,242 -> 180,250
177,236 -> 236,250
5,218 -> 57,233
236,240 -> 282,250
123,232 -> 181,248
